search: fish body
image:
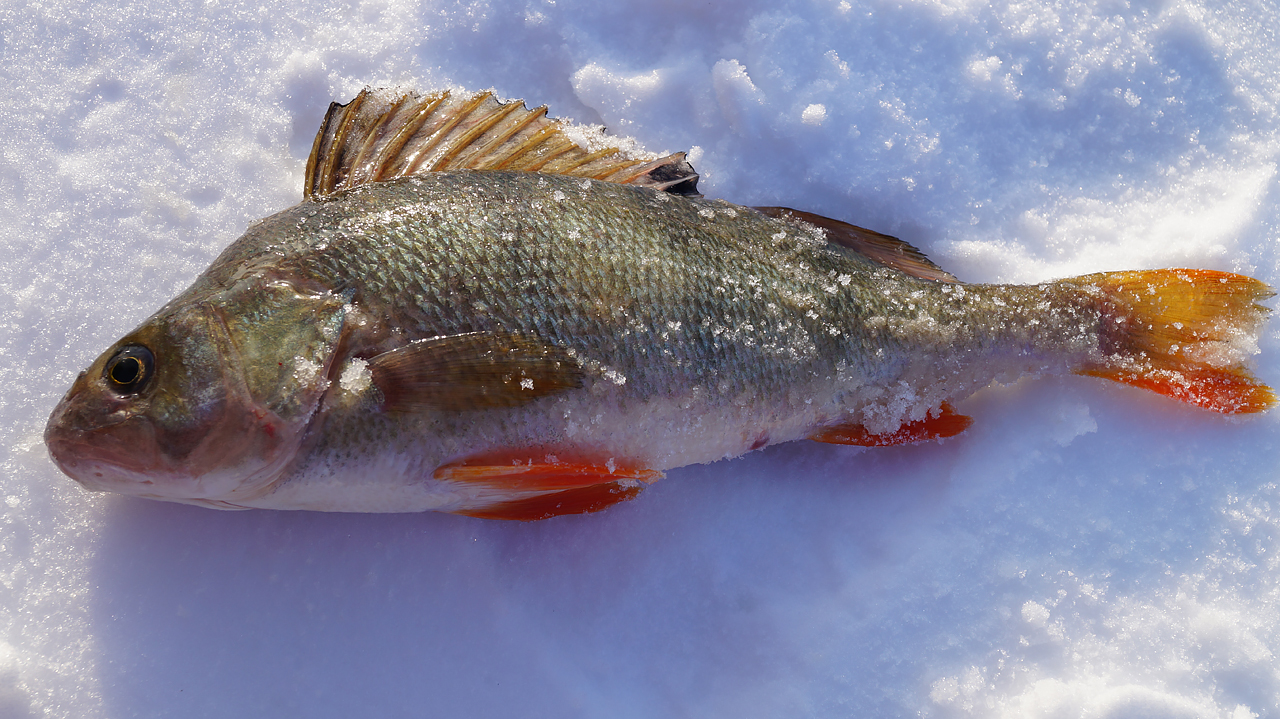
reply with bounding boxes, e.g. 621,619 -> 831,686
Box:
45,89 -> 1274,518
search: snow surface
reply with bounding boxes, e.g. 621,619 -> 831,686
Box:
4,0 -> 1280,716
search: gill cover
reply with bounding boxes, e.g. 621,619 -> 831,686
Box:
45,278 -> 346,507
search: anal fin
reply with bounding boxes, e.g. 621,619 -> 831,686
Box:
809,403 -> 973,446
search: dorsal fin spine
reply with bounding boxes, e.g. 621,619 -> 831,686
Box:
372,92 -> 449,181
319,91 -> 367,196
609,155 -> 670,184
466,103 -> 538,164
520,136 -> 577,171
610,152 -> 692,186
552,146 -> 622,174
649,175 -> 701,192
598,160 -> 646,182
491,124 -> 560,170
472,106 -> 549,170
433,100 -> 524,171
303,105 -> 335,199
401,91 -> 492,176
349,94 -> 410,187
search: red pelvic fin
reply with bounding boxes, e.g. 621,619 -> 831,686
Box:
809,402 -> 973,446
451,481 -> 645,521
434,455 -> 662,492
1078,269 -> 1276,414
434,452 -> 661,520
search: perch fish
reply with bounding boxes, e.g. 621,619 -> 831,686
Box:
45,88 -> 1274,519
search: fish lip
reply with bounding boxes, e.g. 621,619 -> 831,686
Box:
45,384 -> 132,474
45,404 -> 162,490
45,362 -> 169,491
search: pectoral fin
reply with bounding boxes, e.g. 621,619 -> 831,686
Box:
436,454 -> 661,521
368,331 -> 584,412
809,403 -> 973,446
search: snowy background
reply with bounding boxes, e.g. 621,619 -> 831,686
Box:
4,0 -> 1280,716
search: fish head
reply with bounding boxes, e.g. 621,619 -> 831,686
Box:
45,279 -> 347,506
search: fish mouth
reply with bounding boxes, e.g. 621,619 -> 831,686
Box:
44,372 -> 202,497
44,359 -> 306,504
45,407 -> 253,501
45,391 -> 164,494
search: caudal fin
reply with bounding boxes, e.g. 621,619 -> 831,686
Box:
1078,269 -> 1275,414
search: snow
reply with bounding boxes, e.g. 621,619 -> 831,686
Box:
4,0 -> 1280,716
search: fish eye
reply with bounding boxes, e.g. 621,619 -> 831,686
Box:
104,345 -> 155,395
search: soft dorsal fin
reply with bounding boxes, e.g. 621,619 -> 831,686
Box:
753,207 -> 957,283
304,88 -> 701,200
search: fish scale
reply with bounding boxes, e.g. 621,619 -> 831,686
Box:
45,88 -> 1273,518
301,174 -> 849,395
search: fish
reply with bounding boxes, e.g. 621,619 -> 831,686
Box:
44,87 -> 1275,519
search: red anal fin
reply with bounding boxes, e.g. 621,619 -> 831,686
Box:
452,481 -> 644,521
809,402 -> 973,446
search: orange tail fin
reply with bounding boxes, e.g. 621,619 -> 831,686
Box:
1078,269 -> 1275,414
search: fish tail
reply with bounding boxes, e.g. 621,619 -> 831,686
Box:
1076,269 -> 1275,414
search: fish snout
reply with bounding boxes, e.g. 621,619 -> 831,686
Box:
45,381 -> 166,493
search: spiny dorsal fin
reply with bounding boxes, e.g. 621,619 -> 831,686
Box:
753,207 -> 958,283
304,88 -> 700,200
